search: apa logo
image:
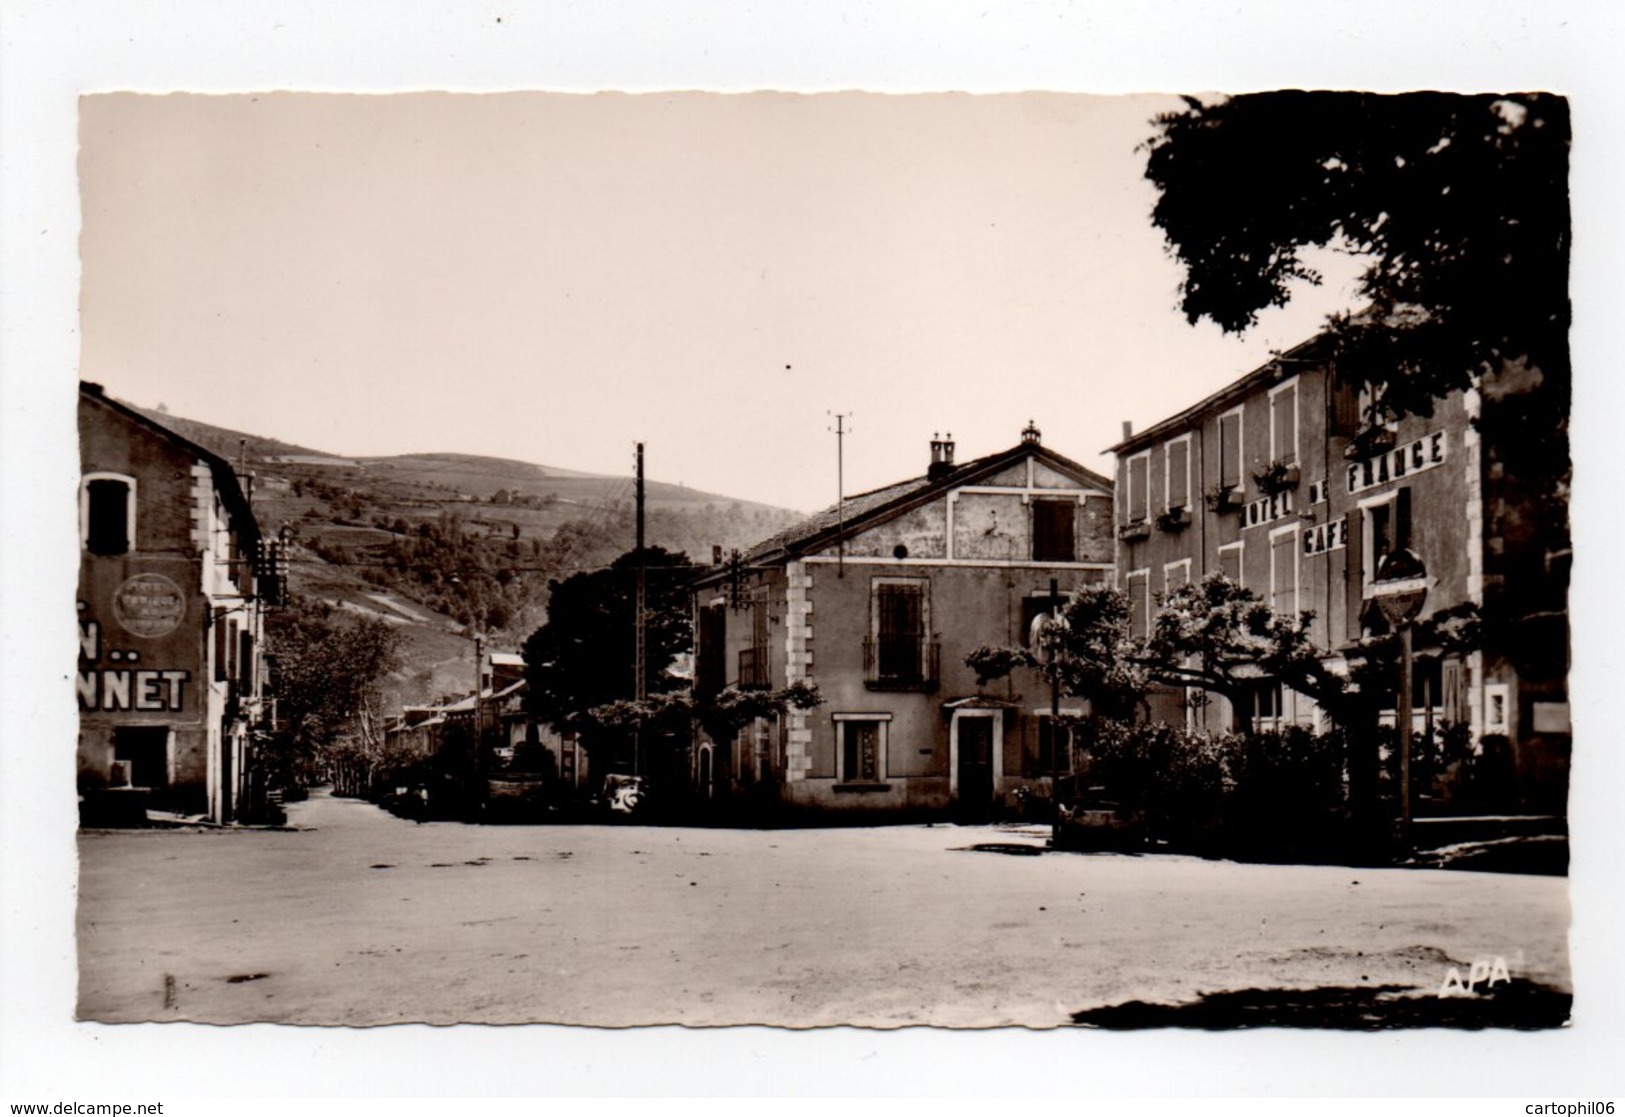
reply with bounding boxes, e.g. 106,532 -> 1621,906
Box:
1438,956 -> 1512,997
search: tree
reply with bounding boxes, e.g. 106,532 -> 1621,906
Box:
1144,92 -> 1569,422
521,547 -> 694,768
968,575 -> 1480,829
263,595 -> 402,791
966,583 -> 1147,724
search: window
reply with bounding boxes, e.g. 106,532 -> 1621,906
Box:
1248,680 -> 1284,732
738,593 -> 771,688
1360,487 -> 1412,595
867,579 -> 934,688
1165,436 -> 1192,510
1164,559 -> 1192,599
1218,408 -> 1243,490
834,715 -> 889,783
1033,712 -> 1079,777
1032,499 -> 1076,562
1126,452 -> 1150,524
696,602 -> 726,697
1270,526 -> 1299,616
1270,379 -> 1299,465
1126,570 -> 1150,639
1218,542 -> 1244,587
82,473 -> 135,556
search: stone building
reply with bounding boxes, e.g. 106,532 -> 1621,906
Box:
1109,335 -> 1570,810
689,427 -> 1114,820
77,382 -> 272,823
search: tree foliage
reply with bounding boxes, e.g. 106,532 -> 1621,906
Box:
966,583 -> 1147,720
1145,91 -> 1570,420
263,594 -> 402,789
968,574 -> 1479,732
521,547 -> 694,748
589,681 -> 824,743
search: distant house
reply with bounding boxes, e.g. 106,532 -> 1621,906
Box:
1109,334 -> 1569,810
77,382 -> 273,824
689,427 -> 1114,821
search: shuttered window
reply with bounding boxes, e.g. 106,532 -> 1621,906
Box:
1127,572 -> 1150,639
875,582 -> 925,682
1218,411 -> 1243,489
1271,529 -> 1298,616
1166,438 -> 1190,509
1271,382 -> 1299,464
85,477 -> 132,556
1127,453 -> 1150,523
1032,500 -> 1076,562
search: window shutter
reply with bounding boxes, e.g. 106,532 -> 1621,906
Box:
1218,413 -> 1242,489
86,479 -> 131,556
1273,385 -> 1298,464
239,630 -> 255,690
1344,510 -> 1364,641
214,611 -> 228,682
1442,657 -> 1465,724
1331,375 -> 1363,437
1033,500 -> 1076,562
1129,456 -> 1149,522
1167,441 -> 1189,509
1395,486 -> 1413,552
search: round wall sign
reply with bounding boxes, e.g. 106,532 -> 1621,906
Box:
112,573 -> 188,638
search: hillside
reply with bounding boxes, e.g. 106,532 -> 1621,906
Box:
126,401 -> 804,708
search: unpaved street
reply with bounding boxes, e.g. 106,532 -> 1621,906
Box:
76,790 -> 1571,1027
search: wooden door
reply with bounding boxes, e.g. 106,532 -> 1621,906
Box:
956,716 -> 994,822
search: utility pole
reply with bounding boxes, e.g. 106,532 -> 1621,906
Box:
829,412 -> 850,578
634,442 -> 646,777
472,631 -> 484,786
1049,578 -> 1062,834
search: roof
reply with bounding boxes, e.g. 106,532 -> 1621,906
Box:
1107,332 -> 1336,456
80,382 -> 261,545
695,437 -> 1111,584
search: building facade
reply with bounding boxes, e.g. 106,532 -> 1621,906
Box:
1110,336 -> 1570,810
77,382 -> 272,823
690,428 -> 1115,820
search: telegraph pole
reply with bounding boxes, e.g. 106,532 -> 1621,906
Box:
633,442 -> 646,777
1049,578 -> 1062,831
829,412 -> 850,578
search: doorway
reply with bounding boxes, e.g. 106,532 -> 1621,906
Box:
954,714 -> 995,822
113,725 -> 170,789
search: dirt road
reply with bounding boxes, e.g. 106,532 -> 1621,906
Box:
76,790 -> 1570,1027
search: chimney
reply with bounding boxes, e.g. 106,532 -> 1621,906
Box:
1121,420 -> 1134,441
928,432 -> 956,480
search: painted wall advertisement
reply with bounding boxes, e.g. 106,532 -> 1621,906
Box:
78,557 -> 200,720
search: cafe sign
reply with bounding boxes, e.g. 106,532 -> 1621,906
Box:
1347,430 -> 1447,495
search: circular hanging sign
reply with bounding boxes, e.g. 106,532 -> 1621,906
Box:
1370,549 -> 1431,626
112,573 -> 188,638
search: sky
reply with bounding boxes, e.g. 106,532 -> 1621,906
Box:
78,90 -> 1365,513
7,0 -> 1625,1104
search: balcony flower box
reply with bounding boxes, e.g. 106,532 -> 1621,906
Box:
1117,520 -> 1152,543
1202,483 -> 1242,513
1252,460 -> 1301,496
1156,506 -> 1191,532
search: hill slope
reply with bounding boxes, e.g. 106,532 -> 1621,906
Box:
124,401 -> 803,707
